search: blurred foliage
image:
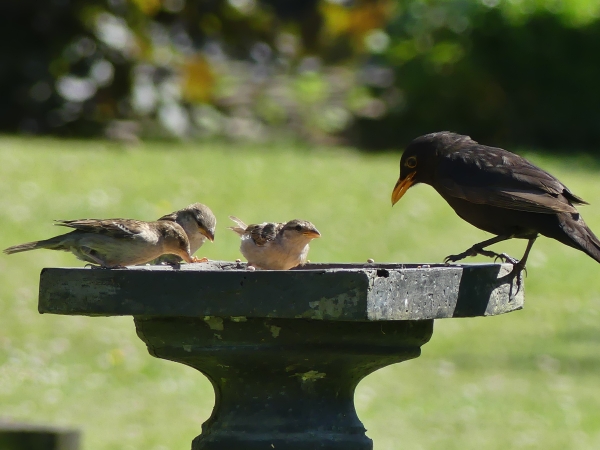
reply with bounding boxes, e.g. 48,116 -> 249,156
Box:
2,0 -> 600,149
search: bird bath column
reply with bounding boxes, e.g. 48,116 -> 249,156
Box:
38,262 -> 523,450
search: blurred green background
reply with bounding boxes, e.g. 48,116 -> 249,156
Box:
3,0 -> 600,449
1,137 -> 600,449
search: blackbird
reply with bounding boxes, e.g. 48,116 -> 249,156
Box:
391,131 -> 600,281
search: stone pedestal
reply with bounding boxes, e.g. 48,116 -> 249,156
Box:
38,262 -> 523,450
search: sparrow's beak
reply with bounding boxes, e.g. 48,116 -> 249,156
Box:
391,172 -> 416,206
179,251 -> 194,263
303,229 -> 321,239
199,227 -> 215,242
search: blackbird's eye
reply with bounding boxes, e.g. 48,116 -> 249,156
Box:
295,224 -> 303,231
406,156 -> 417,169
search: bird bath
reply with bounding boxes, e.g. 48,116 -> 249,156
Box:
38,262 -> 523,450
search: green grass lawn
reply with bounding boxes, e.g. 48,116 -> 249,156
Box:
1,136 -> 600,450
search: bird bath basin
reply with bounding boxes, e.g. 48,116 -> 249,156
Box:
38,262 -> 523,450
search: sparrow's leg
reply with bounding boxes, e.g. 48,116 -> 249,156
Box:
80,247 -> 127,269
191,256 -> 209,263
79,247 -> 109,267
444,235 -> 513,263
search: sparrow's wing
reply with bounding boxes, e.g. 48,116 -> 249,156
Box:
55,219 -> 148,238
229,216 -> 247,228
436,146 -> 584,214
248,222 -> 284,246
157,212 -> 177,222
228,216 -> 248,236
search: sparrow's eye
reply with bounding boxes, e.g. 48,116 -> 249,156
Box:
405,156 -> 417,169
295,224 -> 303,231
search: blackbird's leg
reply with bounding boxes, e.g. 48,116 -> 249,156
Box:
444,235 -> 513,263
506,235 -> 538,291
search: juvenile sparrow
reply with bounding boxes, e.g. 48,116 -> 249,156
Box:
152,202 -> 216,265
3,218 -> 194,268
228,216 -> 321,270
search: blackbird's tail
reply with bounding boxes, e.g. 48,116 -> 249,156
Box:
558,213 -> 600,264
3,236 -> 67,255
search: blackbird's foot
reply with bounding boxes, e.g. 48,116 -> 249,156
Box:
507,260 -> 527,292
492,253 -> 519,265
444,244 -> 522,266
444,247 -> 508,264
191,256 -> 209,263
444,250 -> 475,264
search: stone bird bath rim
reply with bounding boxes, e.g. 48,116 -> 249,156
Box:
38,261 -> 523,450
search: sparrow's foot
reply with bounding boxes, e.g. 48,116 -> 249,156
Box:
86,264 -> 127,269
191,256 -> 209,263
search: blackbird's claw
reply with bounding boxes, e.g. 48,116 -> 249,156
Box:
492,253 -> 519,264
501,259 -> 527,293
444,249 -> 477,263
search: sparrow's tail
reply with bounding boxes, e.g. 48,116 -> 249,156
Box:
558,213 -> 600,263
3,236 -> 67,255
228,216 -> 247,235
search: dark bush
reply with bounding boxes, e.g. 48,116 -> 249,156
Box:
2,1 -> 600,151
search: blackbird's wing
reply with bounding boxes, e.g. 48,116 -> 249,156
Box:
436,145 -> 586,214
247,222 -> 284,246
55,219 -> 148,238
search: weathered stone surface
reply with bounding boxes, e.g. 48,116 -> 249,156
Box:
135,316 -> 433,450
36,261 -> 524,450
38,262 -> 523,320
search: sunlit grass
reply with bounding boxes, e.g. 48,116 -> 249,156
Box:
1,136 -> 600,449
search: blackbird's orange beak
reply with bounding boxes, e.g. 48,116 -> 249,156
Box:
391,172 -> 416,205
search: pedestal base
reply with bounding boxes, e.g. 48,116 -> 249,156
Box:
134,317 -> 433,450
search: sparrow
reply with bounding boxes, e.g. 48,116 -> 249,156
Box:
391,131 -> 600,284
151,202 -> 216,265
228,216 -> 321,270
3,218 -> 194,268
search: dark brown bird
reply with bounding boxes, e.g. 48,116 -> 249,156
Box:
391,131 -> 600,281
